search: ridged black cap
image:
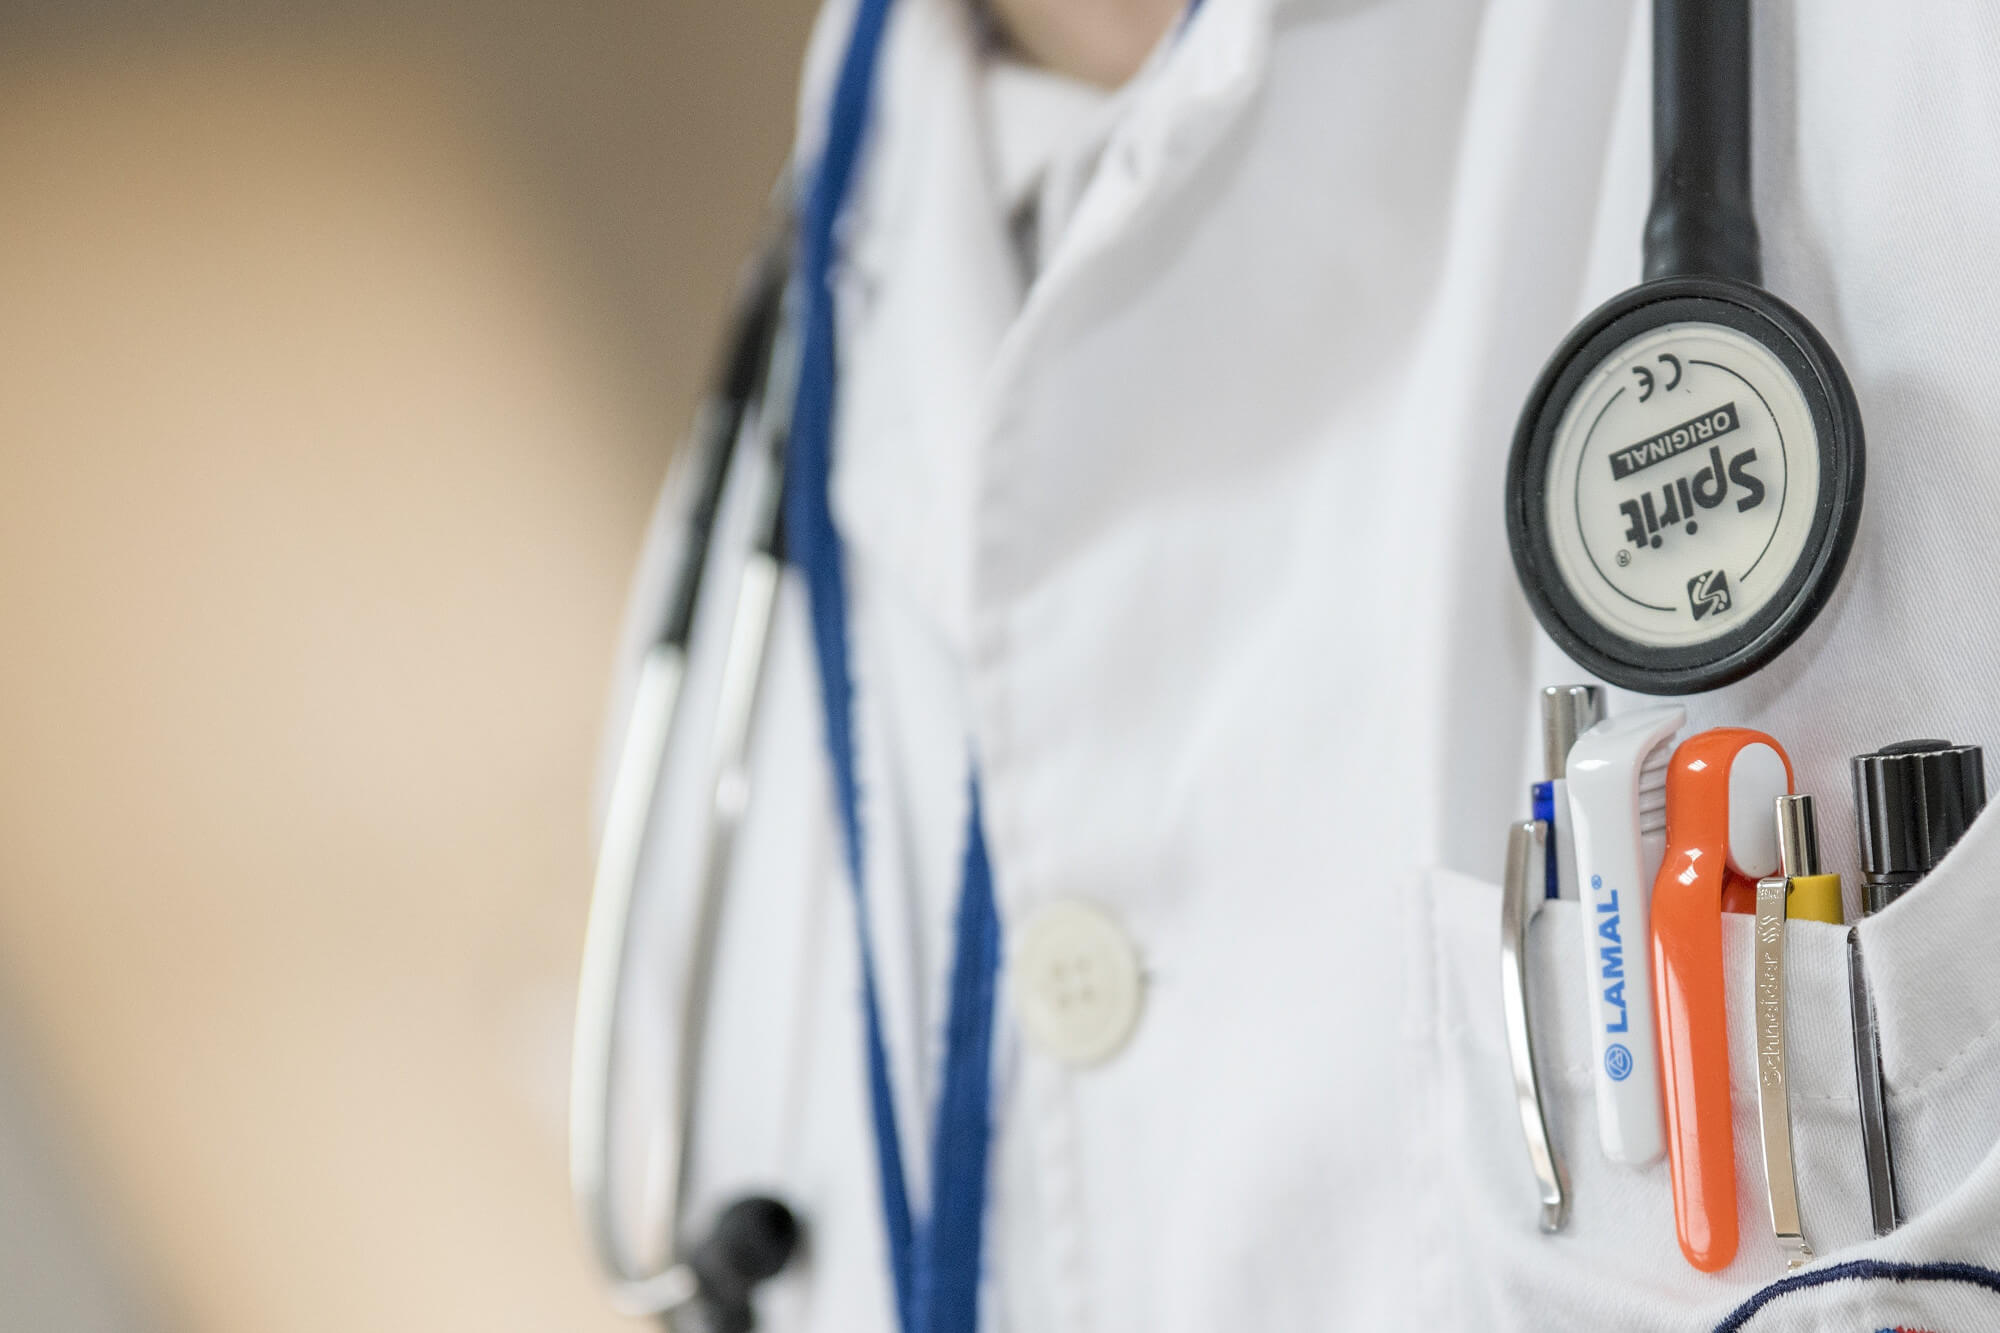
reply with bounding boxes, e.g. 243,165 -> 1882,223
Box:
1852,740 -> 1987,882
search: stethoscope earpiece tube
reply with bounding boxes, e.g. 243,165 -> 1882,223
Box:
661,237 -> 796,653
570,218 -> 802,1322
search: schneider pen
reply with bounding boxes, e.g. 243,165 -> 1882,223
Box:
1753,792 -> 1831,1273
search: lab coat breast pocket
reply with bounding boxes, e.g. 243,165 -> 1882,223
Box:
1425,866 -> 1695,1331
1417,860 -> 2000,1330
1709,783 -> 2000,1328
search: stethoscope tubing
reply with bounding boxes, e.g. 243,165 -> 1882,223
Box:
570,228 -> 795,1317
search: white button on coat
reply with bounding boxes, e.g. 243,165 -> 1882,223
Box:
1010,900 -> 1144,1066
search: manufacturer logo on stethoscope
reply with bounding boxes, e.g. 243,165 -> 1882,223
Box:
1607,392 -> 1733,481
1572,372 -> 1784,618
1687,569 -> 1731,620
1535,320 -> 1822,656
1610,401 -> 1768,561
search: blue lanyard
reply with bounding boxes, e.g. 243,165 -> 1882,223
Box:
785,1 -> 1001,1329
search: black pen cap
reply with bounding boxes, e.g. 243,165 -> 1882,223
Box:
1852,740 -> 1987,902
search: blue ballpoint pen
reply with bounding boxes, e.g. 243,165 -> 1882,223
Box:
1536,685 -> 1604,898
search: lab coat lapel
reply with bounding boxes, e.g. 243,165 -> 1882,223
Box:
819,0 -> 1017,1214
831,0 -> 1016,665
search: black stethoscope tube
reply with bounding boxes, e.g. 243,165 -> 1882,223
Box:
659,235 -> 794,654
1645,0 -> 1759,286
571,217 -> 801,1329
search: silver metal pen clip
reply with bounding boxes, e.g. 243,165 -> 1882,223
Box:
1753,794 -> 1817,1271
1502,818 -> 1568,1233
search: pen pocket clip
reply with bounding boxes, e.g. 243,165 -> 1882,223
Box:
1502,818 -> 1567,1233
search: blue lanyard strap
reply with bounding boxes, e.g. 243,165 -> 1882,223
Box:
786,0 -> 1000,1329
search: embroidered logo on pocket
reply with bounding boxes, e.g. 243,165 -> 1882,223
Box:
1717,1260 -> 2000,1332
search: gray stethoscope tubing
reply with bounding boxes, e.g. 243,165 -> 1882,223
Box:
570,227 -> 800,1321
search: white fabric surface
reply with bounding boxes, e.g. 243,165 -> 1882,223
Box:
980,55 -> 1115,277
605,0 -> 2000,1326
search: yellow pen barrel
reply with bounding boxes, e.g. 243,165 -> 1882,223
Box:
1786,873 -> 1843,925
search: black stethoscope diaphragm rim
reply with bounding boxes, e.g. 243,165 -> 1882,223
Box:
1505,274 -> 1865,695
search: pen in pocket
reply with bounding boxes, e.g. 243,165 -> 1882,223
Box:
1753,792 -> 1833,1273
1499,684 -> 1605,1232
1653,729 -> 1791,1273
1848,739 -> 1987,1235
1565,705 -> 1683,1167
1537,685 -> 1604,900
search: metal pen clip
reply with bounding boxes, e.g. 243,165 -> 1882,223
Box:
1502,818 -> 1568,1232
1753,794 -> 1819,1272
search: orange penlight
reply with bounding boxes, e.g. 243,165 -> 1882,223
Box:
1652,728 -> 1792,1272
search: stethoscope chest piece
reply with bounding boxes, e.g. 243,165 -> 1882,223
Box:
1507,0 -> 1867,696
1506,274 -> 1864,696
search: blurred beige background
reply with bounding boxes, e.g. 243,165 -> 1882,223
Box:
0,3 -> 814,1329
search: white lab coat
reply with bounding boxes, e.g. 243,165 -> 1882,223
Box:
603,0 -> 2000,1327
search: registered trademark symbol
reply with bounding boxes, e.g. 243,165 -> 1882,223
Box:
1605,1043 -> 1634,1082
1616,549 -> 1632,567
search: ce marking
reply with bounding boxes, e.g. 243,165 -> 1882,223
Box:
1633,353 -> 1683,402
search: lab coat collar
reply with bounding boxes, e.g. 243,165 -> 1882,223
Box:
795,0 -> 1285,662
815,0 -> 1014,663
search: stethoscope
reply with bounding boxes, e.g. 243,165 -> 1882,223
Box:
569,221 -> 804,1331
572,0 -> 1869,1326
1505,0 -> 1863,695
1500,0 -> 1867,1277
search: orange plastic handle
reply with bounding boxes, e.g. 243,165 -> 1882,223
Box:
1651,728 -> 1793,1272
